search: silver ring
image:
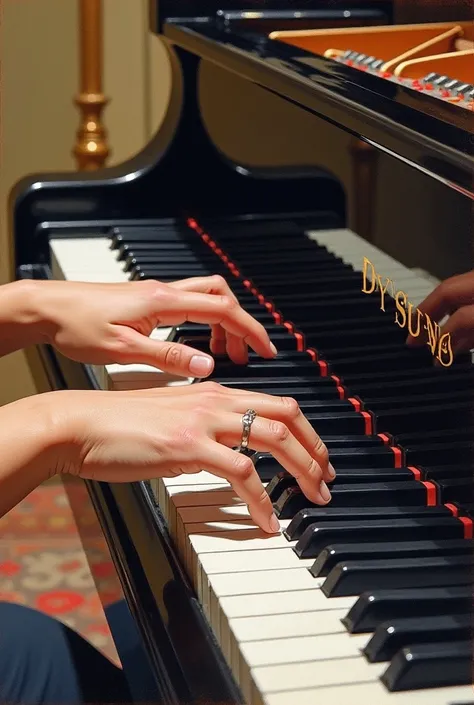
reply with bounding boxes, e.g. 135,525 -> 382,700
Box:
237,409 -> 257,453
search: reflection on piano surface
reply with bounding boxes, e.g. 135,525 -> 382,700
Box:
10,2 -> 474,705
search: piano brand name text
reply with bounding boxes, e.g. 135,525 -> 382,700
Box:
361,257 -> 453,367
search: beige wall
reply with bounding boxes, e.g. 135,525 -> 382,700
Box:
0,0 -> 157,404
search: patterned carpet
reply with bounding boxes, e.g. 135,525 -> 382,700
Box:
0,482 -> 120,663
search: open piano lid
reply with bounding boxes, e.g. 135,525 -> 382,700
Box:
155,5 -> 473,198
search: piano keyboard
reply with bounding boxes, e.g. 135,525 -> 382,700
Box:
49,218 -> 473,705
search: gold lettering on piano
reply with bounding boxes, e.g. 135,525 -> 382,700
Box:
362,257 -> 453,367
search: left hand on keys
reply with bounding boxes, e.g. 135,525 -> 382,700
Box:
32,276 -> 277,376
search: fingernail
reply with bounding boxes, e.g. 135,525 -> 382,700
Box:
328,463 -> 336,479
269,513 -> 281,533
270,342 -> 278,356
319,481 -> 331,503
189,355 -> 213,376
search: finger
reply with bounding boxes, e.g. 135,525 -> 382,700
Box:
111,328 -> 215,377
225,331 -> 249,365
167,275 -> 239,302
214,413 -> 330,506
406,273 -> 474,345
153,290 -> 276,359
432,305 -> 474,362
198,439 -> 279,534
209,390 -> 333,482
210,324 -> 227,356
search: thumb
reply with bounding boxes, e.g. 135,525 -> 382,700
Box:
115,328 -> 215,377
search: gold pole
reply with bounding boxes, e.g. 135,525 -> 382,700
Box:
73,0 -> 110,170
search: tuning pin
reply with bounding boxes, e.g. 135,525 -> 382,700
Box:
433,75 -> 450,88
453,82 -> 473,97
422,72 -> 439,84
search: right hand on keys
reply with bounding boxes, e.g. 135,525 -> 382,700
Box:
48,382 -> 335,533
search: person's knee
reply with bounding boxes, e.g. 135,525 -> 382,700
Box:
0,602 -> 82,705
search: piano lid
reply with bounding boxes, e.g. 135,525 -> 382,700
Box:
151,1 -> 394,34
161,16 -> 473,198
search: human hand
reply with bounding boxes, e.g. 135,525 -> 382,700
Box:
406,270 -> 474,356
51,382 -> 335,533
35,276 -> 276,377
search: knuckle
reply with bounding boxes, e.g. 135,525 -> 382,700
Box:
200,380 -> 224,394
232,453 -> 255,481
222,295 -> 239,312
313,437 -> 329,463
269,420 -> 290,443
169,426 -> 198,453
256,488 -> 271,507
307,456 -> 323,478
211,274 -> 227,290
280,396 -> 300,419
163,344 -> 182,368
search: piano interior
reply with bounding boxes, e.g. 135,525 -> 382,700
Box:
10,2 -> 474,705
270,21 -> 474,109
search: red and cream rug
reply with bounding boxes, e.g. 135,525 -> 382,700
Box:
0,482 -> 120,663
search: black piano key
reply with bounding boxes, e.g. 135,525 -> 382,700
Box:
267,466 -> 417,499
340,359 -> 474,385
295,517 -> 465,559
404,442 -> 474,467
396,426 -> 474,445
257,271 -> 362,295
285,505 -> 455,541
116,241 -> 193,255
276,480 -> 433,520
344,585 -> 473,634
354,373 -> 474,398
256,445 -> 401,477
131,265 -> 212,279
177,337 -> 303,356
109,225 -> 186,245
322,554 -> 472,598
436,478 -> 474,503
207,220 -> 303,239
374,400 -> 474,435
176,323 -> 294,339
312,537 -> 471,578
382,640 -> 472,691
209,360 -> 322,378
215,376 -> 334,389
422,465 -> 472,481
364,613 -> 471,663
364,389 -> 474,412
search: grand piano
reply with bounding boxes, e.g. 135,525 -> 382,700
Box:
10,2 -> 474,704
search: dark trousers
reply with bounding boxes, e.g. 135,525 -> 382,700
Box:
0,602 -> 131,704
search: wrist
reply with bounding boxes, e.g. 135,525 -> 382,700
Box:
0,391 -> 75,515
2,279 -> 49,346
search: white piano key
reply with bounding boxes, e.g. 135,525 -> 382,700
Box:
49,236 -> 189,392
219,590 -> 356,619
230,607 -> 348,642
199,546 -> 310,575
209,568 -> 322,599
263,681 -> 474,705
162,483 -> 225,525
253,656 -> 385,697
239,631 -> 367,668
